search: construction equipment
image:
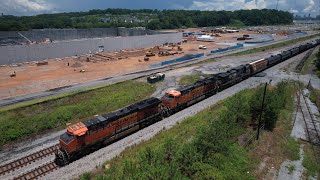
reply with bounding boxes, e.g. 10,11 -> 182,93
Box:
199,45 -> 207,50
10,71 -> 16,77
158,51 -> 171,57
146,51 -> 156,57
144,56 -> 150,61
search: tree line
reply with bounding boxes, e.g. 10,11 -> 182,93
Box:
0,9 -> 293,31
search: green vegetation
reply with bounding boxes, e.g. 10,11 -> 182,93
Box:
303,145 -> 320,177
85,81 -> 295,179
179,74 -> 202,85
288,164 -> 296,174
229,34 -> 320,56
0,81 -> 155,147
226,19 -> 246,28
285,138 -> 300,160
80,172 -> 92,180
0,9 -> 293,31
301,53 -> 317,75
310,88 -> 320,111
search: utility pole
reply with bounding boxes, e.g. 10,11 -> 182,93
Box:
256,80 -> 271,140
276,0 -> 279,10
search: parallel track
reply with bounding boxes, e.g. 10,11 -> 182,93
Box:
13,161 -> 58,180
0,144 -> 59,176
297,90 -> 320,145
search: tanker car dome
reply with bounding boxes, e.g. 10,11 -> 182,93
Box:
67,122 -> 88,136
166,90 -> 181,97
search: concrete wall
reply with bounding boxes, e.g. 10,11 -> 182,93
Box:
0,33 -> 182,65
0,28 -> 158,43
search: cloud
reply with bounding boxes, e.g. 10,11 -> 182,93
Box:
0,0 -> 54,15
188,0 -> 319,16
189,0 -> 266,11
302,0 -> 315,13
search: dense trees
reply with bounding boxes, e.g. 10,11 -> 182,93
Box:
0,9 -> 293,31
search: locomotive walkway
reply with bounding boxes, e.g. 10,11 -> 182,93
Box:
0,34 -> 318,108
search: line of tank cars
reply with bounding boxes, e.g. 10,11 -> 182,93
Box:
55,39 -> 320,166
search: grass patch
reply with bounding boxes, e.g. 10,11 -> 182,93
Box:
0,80 -> 155,147
301,53 -> 317,74
310,89 -> 320,111
179,74 -> 202,85
288,164 -> 295,174
247,82 -> 298,178
284,137 -> 300,161
228,33 -> 320,57
303,144 -> 320,177
80,172 -> 92,180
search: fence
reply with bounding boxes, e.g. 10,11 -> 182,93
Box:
0,28 -> 158,43
210,43 -> 243,53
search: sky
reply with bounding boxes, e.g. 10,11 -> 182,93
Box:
0,0 -> 319,17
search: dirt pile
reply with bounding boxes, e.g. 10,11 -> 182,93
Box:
71,62 -> 83,68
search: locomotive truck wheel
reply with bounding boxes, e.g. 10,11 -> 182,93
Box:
159,104 -> 170,118
55,149 -> 70,166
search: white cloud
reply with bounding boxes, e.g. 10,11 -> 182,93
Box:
0,0 -> 54,15
189,0 -> 266,11
302,0 -> 315,13
188,0 -> 319,16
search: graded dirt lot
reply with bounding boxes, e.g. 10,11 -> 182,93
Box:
0,30 -> 278,99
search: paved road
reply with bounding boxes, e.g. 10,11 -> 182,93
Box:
0,33 -> 318,108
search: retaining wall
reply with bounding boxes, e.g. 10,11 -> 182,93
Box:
0,33 -> 182,65
0,28 -> 157,43
210,43 -> 244,53
151,53 -> 204,67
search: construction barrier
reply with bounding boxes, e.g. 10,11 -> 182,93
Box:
245,39 -> 274,44
210,43 -> 243,53
151,53 -> 204,67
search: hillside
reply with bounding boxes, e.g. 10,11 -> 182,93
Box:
0,9 -> 293,31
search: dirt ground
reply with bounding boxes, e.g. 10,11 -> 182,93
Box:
0,30 -> 280,99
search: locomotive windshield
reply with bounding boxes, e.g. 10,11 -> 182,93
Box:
60,132 -> 75,144
163,94 -> 175,101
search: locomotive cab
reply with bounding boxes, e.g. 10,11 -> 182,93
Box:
55,122 -> 88,166
161,90 -> 181,109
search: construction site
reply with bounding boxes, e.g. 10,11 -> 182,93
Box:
0,25 -> 317,99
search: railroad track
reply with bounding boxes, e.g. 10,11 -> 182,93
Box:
13,161 -> 58,180
297,90 -> 320,145
0,144 -> 59,176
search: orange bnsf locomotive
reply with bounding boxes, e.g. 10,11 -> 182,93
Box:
55,97 -> 162,166
55,39 -> 320,166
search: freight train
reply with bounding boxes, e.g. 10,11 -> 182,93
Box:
55,39 -> 320,166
